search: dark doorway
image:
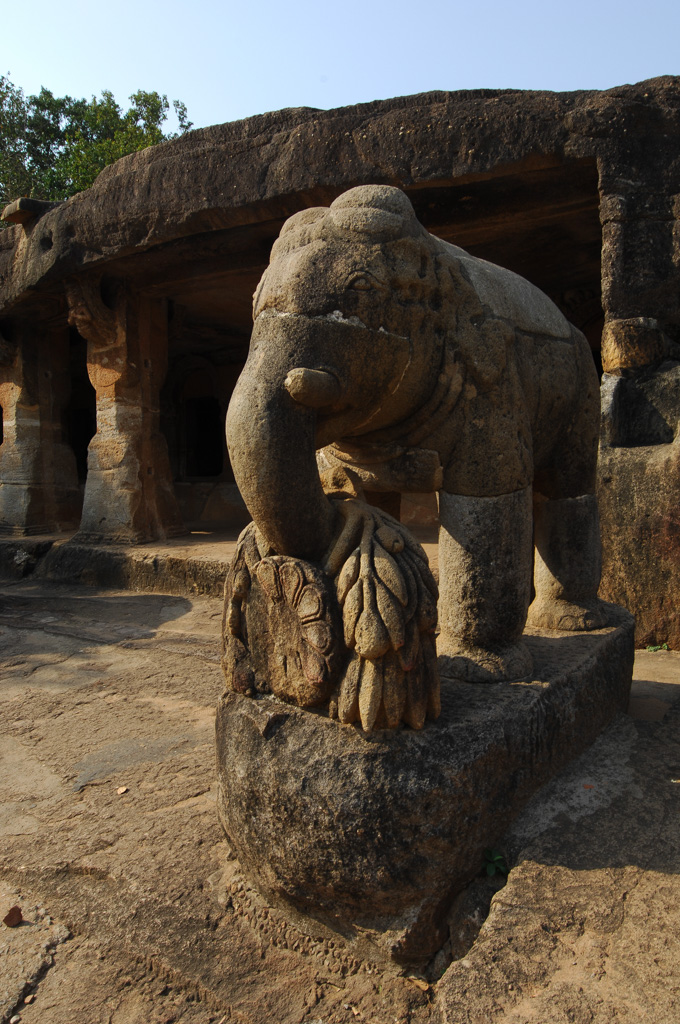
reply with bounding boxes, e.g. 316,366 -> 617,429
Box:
185,395 -> 224,478
65,328 -> 96,482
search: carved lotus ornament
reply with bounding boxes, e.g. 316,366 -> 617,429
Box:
222,497 -> 440,733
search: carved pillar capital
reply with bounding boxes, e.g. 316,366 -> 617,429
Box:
65,277 -> 134,390
65,276 -> 118,347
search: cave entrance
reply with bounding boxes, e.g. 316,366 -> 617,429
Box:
65,327 -> 96,485
184,394 -> 225,479
161,344 -> 250,531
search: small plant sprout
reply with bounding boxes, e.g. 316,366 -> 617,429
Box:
483,848 -> 509,877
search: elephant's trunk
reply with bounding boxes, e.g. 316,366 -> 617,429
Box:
226,319 -> 338,563
284,367 -> 342,407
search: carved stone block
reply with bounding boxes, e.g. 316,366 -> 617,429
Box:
216,607 -> 634,967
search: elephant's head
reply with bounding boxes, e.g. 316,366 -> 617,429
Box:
226,186 -> 467,561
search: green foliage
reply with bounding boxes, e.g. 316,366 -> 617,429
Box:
0,75 -> 32,203
483,848 -> 509,877
645,643 -> 669,652
0,74 -> 193,207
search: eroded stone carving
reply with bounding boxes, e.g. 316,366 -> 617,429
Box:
223,495 -> 439,731
218,184 -> 631,963
224,184 -> 608,718
66,277 -> 122,358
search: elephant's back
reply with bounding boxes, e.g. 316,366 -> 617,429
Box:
437,239 -> 572,342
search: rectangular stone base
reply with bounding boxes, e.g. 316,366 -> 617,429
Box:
216,605 -> 635,968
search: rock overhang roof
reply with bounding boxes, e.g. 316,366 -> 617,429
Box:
1,76 -> 678,319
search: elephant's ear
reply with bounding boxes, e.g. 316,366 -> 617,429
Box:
462,318 -> 515,390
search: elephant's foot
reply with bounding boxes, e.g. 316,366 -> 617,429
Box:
527,597 -> 609,632
437,639 -> 532,683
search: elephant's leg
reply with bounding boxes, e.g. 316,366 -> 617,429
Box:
437,488 -> 533,682
527,493 -> 608,631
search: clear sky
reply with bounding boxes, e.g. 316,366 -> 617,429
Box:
5,0 -> 679,132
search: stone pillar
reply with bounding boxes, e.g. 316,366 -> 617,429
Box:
66,278 -> 185,544
0,322 -> 81,534
599,177 -> 679,373
598,164 -> 680,648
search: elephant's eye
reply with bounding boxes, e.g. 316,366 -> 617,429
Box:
348,274 -> 376,291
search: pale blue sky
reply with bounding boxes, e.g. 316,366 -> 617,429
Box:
5,0 -> 678,132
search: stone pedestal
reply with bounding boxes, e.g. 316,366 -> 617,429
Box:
216,606 -> 634,968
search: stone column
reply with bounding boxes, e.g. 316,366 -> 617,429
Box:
599,173 -> 679,373
0,322 -> 81,534
66,278 -> 185,544
597,163 -> 680,648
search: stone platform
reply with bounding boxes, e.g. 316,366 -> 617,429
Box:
216,605 -> 635,968
0,530 -> 440,597
0,531 -> 238,597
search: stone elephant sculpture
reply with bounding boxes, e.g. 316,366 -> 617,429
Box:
226,185 -> 607,686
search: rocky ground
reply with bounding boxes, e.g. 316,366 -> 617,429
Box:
1,578 -> 678,1024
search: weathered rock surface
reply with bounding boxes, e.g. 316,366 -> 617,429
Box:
599,362 -> 680,647
216,607 -> 634,967
0,533 -> 235,595
435,690 -> 680,1024
222,504 -> 440,732
0,579 -> 437,1024
1,77 -> 679,323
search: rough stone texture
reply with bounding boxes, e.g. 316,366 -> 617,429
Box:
0,579 -> 436,1024
0,196 -> 58,226
529,492 -> 604,628
0,894 -> 70,1023
438,489 -> 533,681
174,480 -> 251,528
0,537 -> 56,580
0,77 -> 678,325
435,691 -> 680,1024
36,538 -> 230,596
226,185 -> 607,686
224,536 -> 343,709
216,606 -> 634,967
601,316 -> 672,373
0,533 -> 237,595
599,362 -> 680,647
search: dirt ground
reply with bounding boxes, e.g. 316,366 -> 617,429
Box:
1,577 -> 678,1024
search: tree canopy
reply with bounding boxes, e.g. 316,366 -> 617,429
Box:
0,75 -> 192,207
